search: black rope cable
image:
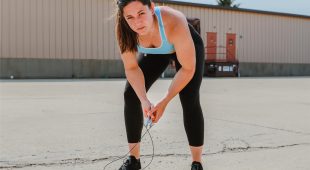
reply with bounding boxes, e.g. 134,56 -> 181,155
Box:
103,121 -> 155,170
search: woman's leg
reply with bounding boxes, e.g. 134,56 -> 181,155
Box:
123,53 -> 171,158
174,24 -> 205,163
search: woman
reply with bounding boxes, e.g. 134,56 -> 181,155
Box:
116,0 -> 205,169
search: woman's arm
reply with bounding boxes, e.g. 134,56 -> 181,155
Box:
162,11 -> 196,104
121,52 -> 153,116
150,10 -> 196,123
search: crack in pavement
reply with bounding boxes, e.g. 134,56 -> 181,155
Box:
212,143 -> 310,155
1,143 -> 310,169
209,117 -> 310,135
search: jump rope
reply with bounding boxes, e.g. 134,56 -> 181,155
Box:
103,116 -> 155,170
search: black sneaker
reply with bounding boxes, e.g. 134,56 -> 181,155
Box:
119,156 -> 141,170
191,161 -> 203,170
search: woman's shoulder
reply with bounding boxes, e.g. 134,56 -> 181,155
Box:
157,6 -> 188,40
157,6 -> 185,26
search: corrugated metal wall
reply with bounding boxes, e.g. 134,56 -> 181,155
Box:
1,0 -> 310,78
162,3 -> 310,64
1,0 -> 309,63
0,0 -> 120,60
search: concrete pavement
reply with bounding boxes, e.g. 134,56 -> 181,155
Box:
1,78 -> 310,170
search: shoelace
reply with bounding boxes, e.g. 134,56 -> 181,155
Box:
121,159 -> 131,168
123,160 -> 129,166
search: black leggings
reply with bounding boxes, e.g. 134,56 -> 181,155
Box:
123,24 -> 205,147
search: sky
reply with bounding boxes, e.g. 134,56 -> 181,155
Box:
174,0 -> 310,16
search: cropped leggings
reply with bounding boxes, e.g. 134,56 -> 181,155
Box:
123,24 -> 205,147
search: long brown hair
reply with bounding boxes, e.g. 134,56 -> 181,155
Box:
116,0 -> 152,53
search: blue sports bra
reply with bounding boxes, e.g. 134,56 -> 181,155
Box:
137,7 -> 176,54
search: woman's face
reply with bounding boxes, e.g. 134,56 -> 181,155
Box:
123,1 -> 154,36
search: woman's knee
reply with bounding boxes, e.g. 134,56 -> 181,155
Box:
124,84 -> 139,102
179,89 -> 200,103
179,92 -> 203,118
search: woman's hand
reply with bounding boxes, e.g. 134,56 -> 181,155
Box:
150,98 -> 169,123
141,99 -> 154,118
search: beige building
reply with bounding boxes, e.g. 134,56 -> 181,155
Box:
0,0 -> 310,78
